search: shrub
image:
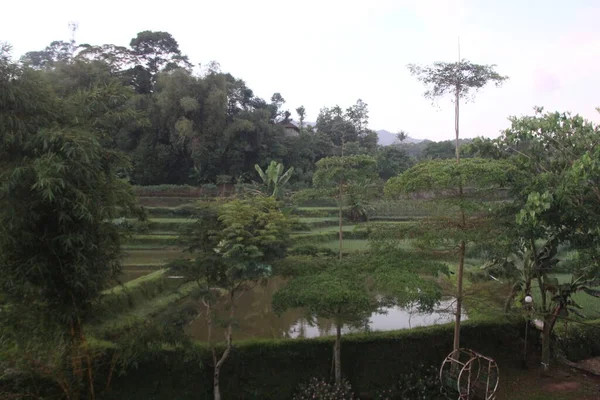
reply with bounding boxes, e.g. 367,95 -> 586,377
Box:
555,318 -> 600,361
289,245 -> 338,258
293,378 -> 354,400
394,364 -> 442,400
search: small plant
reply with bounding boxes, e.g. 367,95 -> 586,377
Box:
292,377 -> 354,400
373,365 -> 443,400
396,364 -> 442,400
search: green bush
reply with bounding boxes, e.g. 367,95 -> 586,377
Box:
292,230 -> 369,246
292,378 -> 354,400
297,198 -> 338,207
555,318 -> 600,361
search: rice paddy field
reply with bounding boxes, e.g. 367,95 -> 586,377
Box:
111,192 -> 600,334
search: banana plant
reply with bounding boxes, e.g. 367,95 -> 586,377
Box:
254,161 -> 294,199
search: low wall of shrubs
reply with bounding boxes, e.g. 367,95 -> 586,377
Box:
555,318 -> 600,361
103,319 -> 524,400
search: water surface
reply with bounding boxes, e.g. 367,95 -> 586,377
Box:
185,277 -> 460,341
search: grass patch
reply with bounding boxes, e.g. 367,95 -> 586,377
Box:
138,197 -> 198,207
291,225 -> 359,235
90,281 -> 197,337
122,249 -> 188,266
123,234 -> 180,246
314,239 -> 371,252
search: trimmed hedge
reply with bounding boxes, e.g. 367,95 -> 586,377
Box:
555,318 -> 600,361
104,319 -> 523,400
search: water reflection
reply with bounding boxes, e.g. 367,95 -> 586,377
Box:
185,277 -> 461,341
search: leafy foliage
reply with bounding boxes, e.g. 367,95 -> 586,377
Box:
0,48 -> 139,398
407,60 -> 508,103
292,377 -> 355,400
255,160 -> 294,198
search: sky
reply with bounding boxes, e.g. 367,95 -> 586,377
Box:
2,0 -> 600,141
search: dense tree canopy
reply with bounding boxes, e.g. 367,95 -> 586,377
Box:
11,32 -> 469,188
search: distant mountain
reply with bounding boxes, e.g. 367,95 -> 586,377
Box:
288,124 -> 426,146
376,130 -> 424,146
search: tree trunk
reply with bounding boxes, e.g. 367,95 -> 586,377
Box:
455,83 -> 460,163
339,140 -> 344,260
338,179 -> 343,261
452,73 -> 464,354
334,321 -> 342,385
213,291 -> 235,400
453,240 -> 466,353
541,305 -> 561,373
541,315 -> 552,373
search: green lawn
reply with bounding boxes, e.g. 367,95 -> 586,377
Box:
292,225 -> 358,235
297,217 -> 339,223
316,239 -> 370,252
145,218 -> 194,223
90,281 -> 197,336
296,206 -> 340,211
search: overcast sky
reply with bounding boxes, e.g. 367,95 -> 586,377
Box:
3,0 -> 600,141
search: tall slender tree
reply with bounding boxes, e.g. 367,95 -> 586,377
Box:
407,57 -> 507,353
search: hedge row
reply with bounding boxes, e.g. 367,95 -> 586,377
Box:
555,318 -> 600,361
104,319 -> 524,400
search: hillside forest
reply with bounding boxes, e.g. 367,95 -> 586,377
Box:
9,31 -> 464,187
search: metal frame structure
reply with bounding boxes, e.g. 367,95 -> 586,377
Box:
440,349 -> 499,400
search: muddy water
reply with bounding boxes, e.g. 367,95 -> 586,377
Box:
185,277 -> 460,341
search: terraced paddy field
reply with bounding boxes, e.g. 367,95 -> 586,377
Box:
116,195 -> 600,334
117,196 -> 423,288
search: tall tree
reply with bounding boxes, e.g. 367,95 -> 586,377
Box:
296,155 -> 378,259
407,59 -> 507,353
273,248 -> 447,386
296,105 -> 306,130
385,158 -> 514,354
0,51 -> 138,399
129,31 -> 191,93
171,196 -> 291,400
407,60 -> 508,161
492,108 -> 600,371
